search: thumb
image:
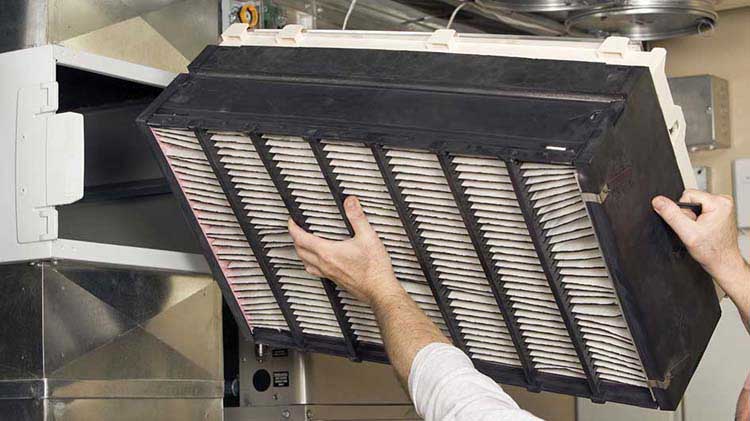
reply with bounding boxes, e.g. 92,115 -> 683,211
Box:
343,196 -> 375,238
652,195 -> 696,239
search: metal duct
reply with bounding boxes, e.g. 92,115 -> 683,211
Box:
139,37 -> 720,410
0,0 -> 219,63
271,0 -> 483,32
476,0 -> 615,12
566,0 -> 718,40
470,0 -> 573,35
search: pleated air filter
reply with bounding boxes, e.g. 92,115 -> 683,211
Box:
139,28 -> 721,410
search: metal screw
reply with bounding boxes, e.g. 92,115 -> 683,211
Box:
281,409 -> 291,418
272,393 -> 279,401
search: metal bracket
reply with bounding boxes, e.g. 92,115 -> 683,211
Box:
581,184 -> 610,204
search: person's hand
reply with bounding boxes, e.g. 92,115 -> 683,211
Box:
652,189 -> 744,279
288,196 -> 403,305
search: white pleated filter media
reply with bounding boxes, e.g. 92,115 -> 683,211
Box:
210,132 -> 344,339
154,128 -> 648,388
521,163 -> 648,387
322,140 -> 449,344
453,156 -> 584,377
385,149 -> 520,367
152,128 -> 287,331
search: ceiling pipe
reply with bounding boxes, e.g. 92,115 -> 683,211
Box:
438,0 -> 589,36
271,0 -> 486,32
471,0 -> 569,35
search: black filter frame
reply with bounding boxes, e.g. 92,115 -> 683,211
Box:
138,44 -> 720,410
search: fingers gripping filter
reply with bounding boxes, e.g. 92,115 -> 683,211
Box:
139,30 -> 720,409
319,141 -> 448,345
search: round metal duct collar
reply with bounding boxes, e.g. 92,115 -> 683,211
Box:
566,0 -> 718,41
479,0 -> 615,12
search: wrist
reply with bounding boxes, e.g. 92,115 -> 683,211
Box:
369,279 -> 409,309
363,268 -> 401,297
705,250 -> 748,282
705,253 -> 750,314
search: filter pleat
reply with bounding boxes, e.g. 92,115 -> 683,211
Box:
322,141 -> 449,343
453,156 -> 588,378
153,129 -> 287,331
156,128 -> 651,393
521,163 -> 648,387
387,149 -> 519,367
265,135 -> 369,350
211,133 -> 346,339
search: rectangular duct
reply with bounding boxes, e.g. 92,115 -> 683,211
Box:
139,29 -> 720,410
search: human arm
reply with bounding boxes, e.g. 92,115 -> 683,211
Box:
287,195 -> 449,384
289,196 -> 540,420
737,374 -> 749,421
652,189 -> 750,334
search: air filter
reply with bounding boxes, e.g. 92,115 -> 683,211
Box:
139,27 -> 720,410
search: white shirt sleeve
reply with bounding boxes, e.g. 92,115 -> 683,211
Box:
409,343 -> 543,421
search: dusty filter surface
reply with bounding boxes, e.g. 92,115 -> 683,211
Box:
153,129 -> 648,395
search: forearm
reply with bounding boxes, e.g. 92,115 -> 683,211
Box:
738,389 -> 749,421
369,277 -> 450,386
709,254 -> 750,333
368,277 -> 539,421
